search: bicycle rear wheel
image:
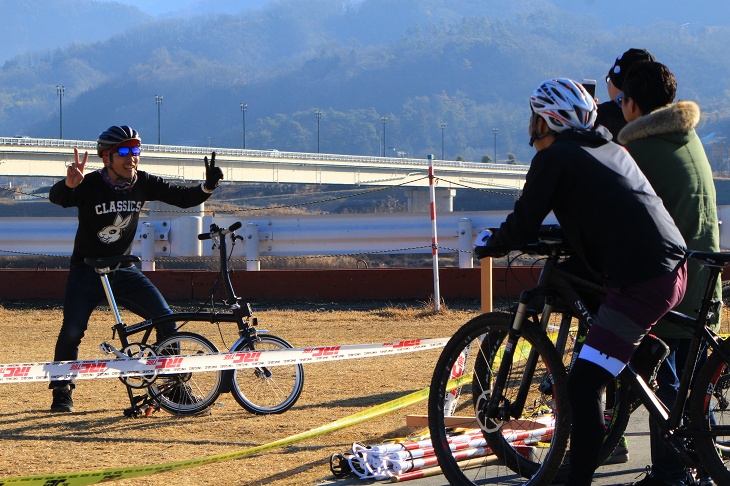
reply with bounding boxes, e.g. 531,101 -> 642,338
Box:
149,332 -> 222,416
689,337 -> 730,483
230,334 -> 304,414
428,312 -> 570,485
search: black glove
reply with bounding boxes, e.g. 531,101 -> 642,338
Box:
204,152 -> 223,191
474,244 -> 509,260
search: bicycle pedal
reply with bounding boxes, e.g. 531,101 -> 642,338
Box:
144,404 -> 159,417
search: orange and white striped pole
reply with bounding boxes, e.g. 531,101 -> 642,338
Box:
428,154 -> 441,312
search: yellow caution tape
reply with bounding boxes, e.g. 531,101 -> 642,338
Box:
0,374 -> 472,486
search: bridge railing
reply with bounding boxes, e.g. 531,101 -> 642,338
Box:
0,136 -> 531,171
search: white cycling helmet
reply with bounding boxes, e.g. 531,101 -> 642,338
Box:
530,78 -> 597,132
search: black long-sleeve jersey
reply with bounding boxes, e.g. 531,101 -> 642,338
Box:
487,127 -> 686,287
50,170 -> 211,266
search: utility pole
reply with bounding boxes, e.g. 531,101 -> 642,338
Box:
240,103 -> 247,149
440,121 -> 446,160
56,86 -> 65,139
155,95 -> 163,144
315,109 -> 322,153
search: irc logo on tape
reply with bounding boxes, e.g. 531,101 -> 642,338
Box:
385,340 -> 422,348
227,351 -> 263,364
305,346 -> 341,357
71,362 -> 108,374
1,366 -> 32,377
147,357 -> 185,369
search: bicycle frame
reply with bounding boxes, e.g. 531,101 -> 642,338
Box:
488,242 -> 730,469
99,222 -> 260,352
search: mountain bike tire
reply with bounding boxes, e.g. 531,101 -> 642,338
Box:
689,337 -> 730,483
428,312 -> 570,485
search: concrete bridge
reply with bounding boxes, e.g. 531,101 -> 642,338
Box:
0,137 -> 527,208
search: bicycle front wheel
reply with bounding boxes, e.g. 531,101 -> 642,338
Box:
428,312 -> 571,485
230,334 -> 304,414
149,332 -> 222,416
689,337 -> 730,483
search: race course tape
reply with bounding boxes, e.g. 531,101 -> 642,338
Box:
0,338 -> 448,383
0,373 -> 473,486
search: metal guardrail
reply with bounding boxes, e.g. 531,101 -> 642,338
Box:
0,210 -> 527,271
3,206 -> 730,272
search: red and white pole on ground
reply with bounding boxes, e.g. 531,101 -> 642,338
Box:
428,154 -> 441,312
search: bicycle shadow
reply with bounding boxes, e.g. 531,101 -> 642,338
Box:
0,407 -> 263,448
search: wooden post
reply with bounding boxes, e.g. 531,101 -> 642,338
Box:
480,257 -> 493,313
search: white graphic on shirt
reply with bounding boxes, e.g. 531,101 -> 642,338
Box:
98,213 -> 132,244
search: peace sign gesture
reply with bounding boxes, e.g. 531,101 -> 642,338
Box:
203,151 -> 223,191
65,148 -> 88,189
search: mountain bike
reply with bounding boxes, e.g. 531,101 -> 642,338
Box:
428,225 -> 730,484
91,221 -> 304,417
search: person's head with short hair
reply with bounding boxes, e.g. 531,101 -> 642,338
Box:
606,48 -> 656,100
621,61 -> 677,122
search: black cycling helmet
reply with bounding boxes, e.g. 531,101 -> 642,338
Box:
96,125 -> 141,157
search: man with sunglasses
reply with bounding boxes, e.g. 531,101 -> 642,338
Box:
47,125 -> 223,413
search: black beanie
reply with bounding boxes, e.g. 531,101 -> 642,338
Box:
608,48 -> 657,90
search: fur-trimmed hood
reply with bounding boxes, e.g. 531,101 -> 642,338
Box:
617,100 -> 701,146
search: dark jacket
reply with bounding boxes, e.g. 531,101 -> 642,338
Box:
595,99 -> 626,142
50,170 -> 211,266
486,126 -> 686,288
619,100 -> 721,336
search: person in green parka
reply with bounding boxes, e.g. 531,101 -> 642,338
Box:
619,60 -> 720,486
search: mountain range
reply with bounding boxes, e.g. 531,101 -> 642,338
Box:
2,0 -> 729,163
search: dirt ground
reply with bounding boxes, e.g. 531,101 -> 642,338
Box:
0,299 -> 483,486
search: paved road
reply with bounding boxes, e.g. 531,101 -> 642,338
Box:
324,407 -> 655,485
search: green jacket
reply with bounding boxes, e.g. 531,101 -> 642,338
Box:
618,100 -> 721,337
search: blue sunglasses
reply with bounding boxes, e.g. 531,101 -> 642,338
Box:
115,146 -> 141,157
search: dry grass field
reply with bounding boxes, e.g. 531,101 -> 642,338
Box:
2,289 -> 729,486
0,299 -> 481,486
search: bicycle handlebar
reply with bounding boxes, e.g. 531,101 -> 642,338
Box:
198,221 -> 243,241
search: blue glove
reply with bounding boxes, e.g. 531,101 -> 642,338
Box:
473,229 -> 492,250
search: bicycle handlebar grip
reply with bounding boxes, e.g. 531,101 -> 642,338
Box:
198,233 -> 212,241
229,221 -> 242,232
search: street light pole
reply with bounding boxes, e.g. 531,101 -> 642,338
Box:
56,86 -> 65,139
493,127 -> 498,163
315,109 -> 322,153
381,116 -> 387,157
240,103 -> 247,149
440,121 -> 446,160
155,95 -> 163,144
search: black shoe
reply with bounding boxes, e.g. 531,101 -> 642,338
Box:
50,385 -> 74,412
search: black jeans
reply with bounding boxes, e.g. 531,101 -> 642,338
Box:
51,264 -> 176,387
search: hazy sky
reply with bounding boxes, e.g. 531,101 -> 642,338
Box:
107,0 -> 269,17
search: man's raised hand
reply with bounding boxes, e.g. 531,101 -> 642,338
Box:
204,151 -> 224,191
65,148 -> 88,188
